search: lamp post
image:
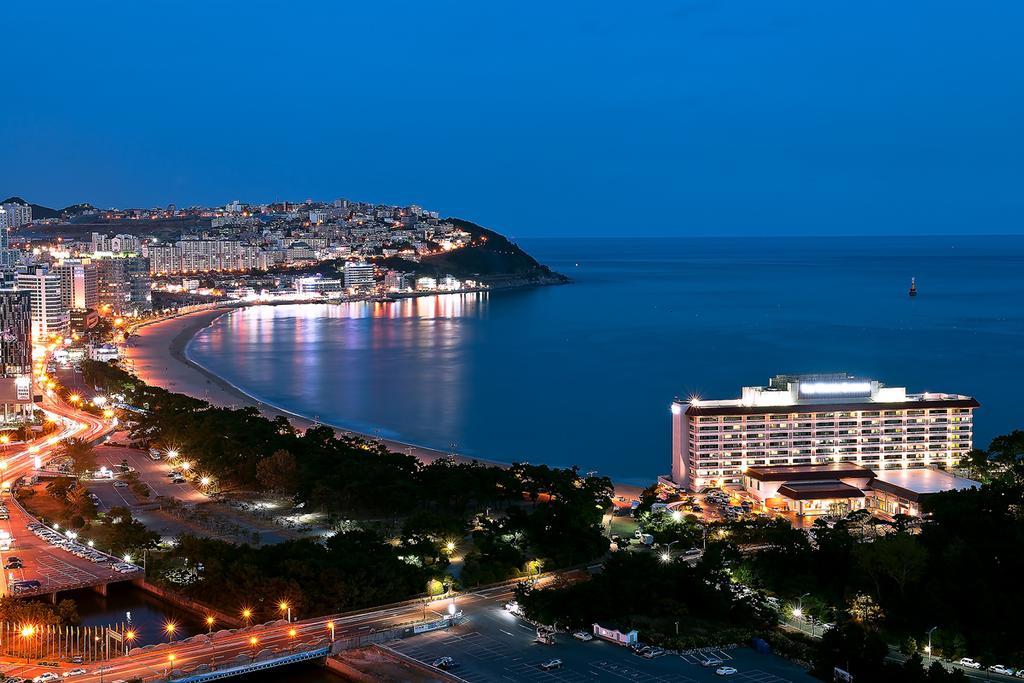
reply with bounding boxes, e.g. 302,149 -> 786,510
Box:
326,621 -> 335,643
249,636 -> 259,662
927,626 -> 938,665
288,627 -> 298,652
793,592 -> 810,631
206,616 -> 215,633
278,601 -> 291,623
660,540 -> 680,563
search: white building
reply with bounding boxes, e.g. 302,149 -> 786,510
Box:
0,203 -> 31,228
343,261 -> 375,288
670,373 -> 977,493
54,259 -> 99,310
16,268 -> 69,340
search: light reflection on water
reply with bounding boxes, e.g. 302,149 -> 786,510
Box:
188,237 -> 1024,485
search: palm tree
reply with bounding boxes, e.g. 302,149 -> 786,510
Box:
59,438 -> 97,478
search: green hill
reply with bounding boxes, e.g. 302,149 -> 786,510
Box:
381,217 -> 567,284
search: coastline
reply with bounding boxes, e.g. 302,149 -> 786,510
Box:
122,304 -> 643,500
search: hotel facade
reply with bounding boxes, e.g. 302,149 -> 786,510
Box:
671,373 -> 978,494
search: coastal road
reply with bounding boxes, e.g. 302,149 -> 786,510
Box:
0,390 -> 120,599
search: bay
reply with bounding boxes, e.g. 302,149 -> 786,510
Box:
187,236 -> 1024,485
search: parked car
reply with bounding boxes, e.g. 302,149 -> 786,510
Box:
988,665 -> 1015,676
62,669 -> 87,678
539,659 -> 563,671
113,480 -> 128,487
32,673 -> 60,683
572,631 -> 593,641
716,666 -> 738,676
702,658 -> 724,667
431,656 -> 456,670
958,658 -> 982,669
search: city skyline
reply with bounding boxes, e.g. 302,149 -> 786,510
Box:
3,2 -> 1024,237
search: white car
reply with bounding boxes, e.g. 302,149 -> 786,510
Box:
572,631 -> 593,641
63,669 -> 87,678
989,665 -> 1015,676
33,674 -> 60,683
959,658 -> 982,669
716,666 -> 738,676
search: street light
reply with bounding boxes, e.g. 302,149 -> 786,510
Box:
279,601 -> 292,623
241,607 -> 253,626
326,621 -> 335,642
793,593 -> 810,626
164,621 -> 177,641
288,628 -> 298,652
124,629 -> 136,656
927,626 -> 938,665
206,616 -> 215,633
660,540 -> 680,563
249,636 -> 259,661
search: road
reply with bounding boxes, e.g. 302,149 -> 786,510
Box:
0,391 -> 118,599
2,580 -> 533,682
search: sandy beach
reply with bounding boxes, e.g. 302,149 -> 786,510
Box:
122,307 -> 644,500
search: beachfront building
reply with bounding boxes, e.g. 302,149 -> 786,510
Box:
670,373 -> 978,493
740,462 -> 979,518
343,261 -> 375,289
96,255 -> 152,316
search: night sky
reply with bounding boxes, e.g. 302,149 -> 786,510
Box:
2,1 -> 1022,236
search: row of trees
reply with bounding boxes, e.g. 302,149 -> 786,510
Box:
81,359 -> 616,609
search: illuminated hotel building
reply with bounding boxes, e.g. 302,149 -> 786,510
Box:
670,373 -> 978,492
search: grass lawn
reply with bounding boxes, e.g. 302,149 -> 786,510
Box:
16,485 -> 73,523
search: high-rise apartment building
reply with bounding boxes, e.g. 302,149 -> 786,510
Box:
0,203 -> 31,228
0,288 -> 33,422
96,256 -> 152,315
16,268 -> 69,340
54,259 -> 99,311
670,373 -> 978,492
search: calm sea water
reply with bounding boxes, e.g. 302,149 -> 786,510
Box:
188,236 -> 1024,486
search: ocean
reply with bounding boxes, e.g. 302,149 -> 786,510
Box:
187,236 -> 1024,486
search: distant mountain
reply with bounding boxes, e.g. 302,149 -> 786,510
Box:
0,196 -> 62,219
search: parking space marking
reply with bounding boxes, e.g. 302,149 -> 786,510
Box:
591,659 -> 699,682
732,671 -> 793,683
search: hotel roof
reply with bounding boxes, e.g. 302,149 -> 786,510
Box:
745,462 -> 875,482
777,481 -> 866,500
682,395 -> 979,417
870,469 -> 980,502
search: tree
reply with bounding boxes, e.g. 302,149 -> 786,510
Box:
59,438 -> 97,477
255,449 -> 298,493
856,533 -> 927,600
56,599 -> 80,625
46,476 -> 75,502
848,593 -> 884,628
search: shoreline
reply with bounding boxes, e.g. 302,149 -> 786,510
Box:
123,303 -> 644,500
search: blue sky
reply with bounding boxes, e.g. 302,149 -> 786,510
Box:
2,1 -> 1022,236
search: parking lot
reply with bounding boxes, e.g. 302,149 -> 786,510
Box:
387,601 -> 816,682
0,494 -> 142,597
87,444 -> 210,510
